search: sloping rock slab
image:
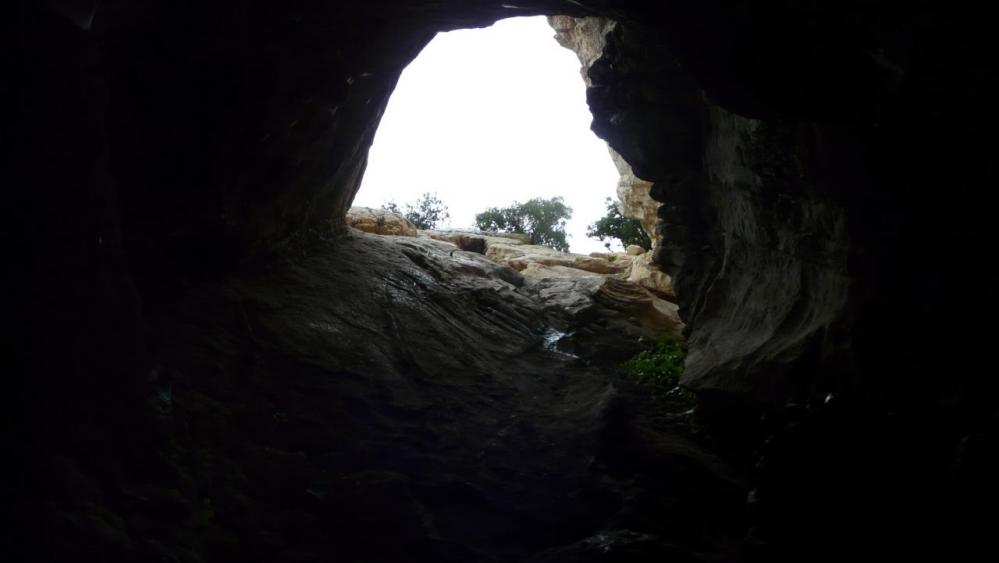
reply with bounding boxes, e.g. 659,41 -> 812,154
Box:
117,231 -> 741,562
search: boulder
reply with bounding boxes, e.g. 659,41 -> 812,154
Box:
426,230 -> 531,253
506,253 -> 631,275
346,206 -> 418,237
627,252 -> 677,302
526,273 -> 684,359
426,230 -> 633,275
422,229 -> 685,355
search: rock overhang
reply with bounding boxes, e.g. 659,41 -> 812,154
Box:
18,0 -> 999,411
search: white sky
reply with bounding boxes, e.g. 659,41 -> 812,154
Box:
353,16 -> 621,254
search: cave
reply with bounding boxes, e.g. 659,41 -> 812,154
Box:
10,2 -> 999,562
353,15 -> 622,254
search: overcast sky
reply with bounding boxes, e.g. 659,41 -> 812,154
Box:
353,16 -> 621,254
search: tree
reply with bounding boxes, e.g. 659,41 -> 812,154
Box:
475,197 -> 573,252
382,192 -> 450,230
586,197 -> 651,251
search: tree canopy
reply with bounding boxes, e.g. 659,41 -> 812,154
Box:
475,197 -> 573,252
586,197 -> 651,250
382,192 -> 450,230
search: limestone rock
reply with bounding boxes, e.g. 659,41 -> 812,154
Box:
426,230 -> 531,252
490,242 -> 631,275
626,244 -> 645,255
549,17 -> 662,255
426,230 -> 633,275
612,149 -> 660,246
525,272 -> 683,360
627,252 -> 676,301
548,16 -> 616,88
426,228 -> 676,308
506,253 -> 630,275
520,262 -> 603,280
423,228 -> 683,356
530,274 -> 682,338
346,206 -> 418,237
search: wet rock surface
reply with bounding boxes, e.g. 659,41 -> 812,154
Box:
34,231 -> 742,562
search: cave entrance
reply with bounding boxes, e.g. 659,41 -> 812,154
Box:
353,16 -> 620,254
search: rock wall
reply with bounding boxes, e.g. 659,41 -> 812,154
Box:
548,16 -> 615,85
427,229 -> 684,349
548,16 -> 660,247
346,206 -> 419,236
582,11 -> 997,410
11,3 -> 999,561
550,14 -> 852,403
679,108 -> 852,400
611,152 -> 659,245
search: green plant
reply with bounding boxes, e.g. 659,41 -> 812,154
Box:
587,197 -> 651,251
624,335 -> 688,389
382,192 -> 450,230
475,196 -> 573,252
191,497 -> 215,530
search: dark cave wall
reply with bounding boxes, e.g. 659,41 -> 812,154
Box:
587,21 -> 858,404
9,2 -> 999,561
585,3 -> 998,409
578,9 -> 998,557
21,2 -> 593,279
9,0 -> 565,435
12,0 -> 998,456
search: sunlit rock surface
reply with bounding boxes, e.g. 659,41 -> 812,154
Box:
549,14 -> 668,304
550,15 -> 661,250
626,252 -> 676,301
425,229 -> 683,349
346,206 -> 419,236
548,16 -> 615,86
428,230 -> 629,274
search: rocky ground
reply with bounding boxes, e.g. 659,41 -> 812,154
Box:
348,206 -> 683,360
38,226 -> 746,563
17,4 -> 998,562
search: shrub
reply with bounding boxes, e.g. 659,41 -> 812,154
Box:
587,197 -> 651,251
382,192 -> 450,230
475,196 -> 573,252
624,335 -> 688,389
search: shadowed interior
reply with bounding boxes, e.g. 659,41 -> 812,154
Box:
8,1 -> 999,562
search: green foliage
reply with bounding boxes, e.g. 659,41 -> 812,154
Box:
382,192 -> 450,230
191,497 -> 215,530
587,197 -> 651,251
474,197 -> 573,252
624,335 -> 688,389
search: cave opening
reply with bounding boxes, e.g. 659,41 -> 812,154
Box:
341,14 -> 685,366
15,2 -> 999,562
353,16 -> 621,254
